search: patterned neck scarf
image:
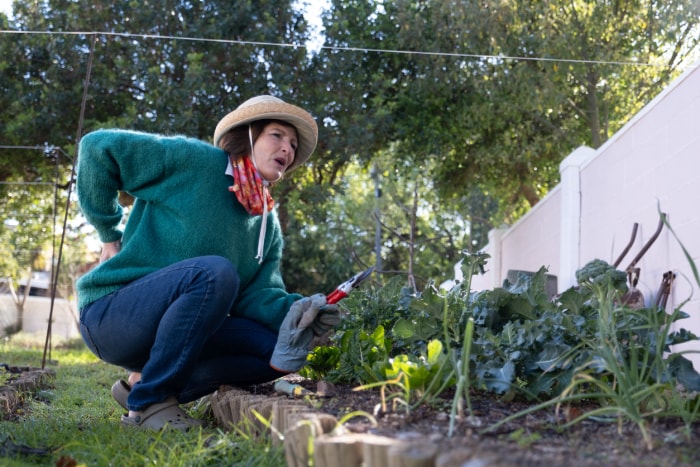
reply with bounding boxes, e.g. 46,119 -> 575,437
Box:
228,153 -> 274,264
228,155 -> 275,216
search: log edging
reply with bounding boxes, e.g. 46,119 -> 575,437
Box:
210,385 -> 466,467
0,367 -> 56,418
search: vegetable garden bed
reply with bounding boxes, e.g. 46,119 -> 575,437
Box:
212,376 -> 700,466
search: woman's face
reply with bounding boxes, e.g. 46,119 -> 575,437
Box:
252,122 -> 298,182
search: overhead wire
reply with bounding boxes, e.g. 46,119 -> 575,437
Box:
0,28 -> 687,69
0,20 -> 697,361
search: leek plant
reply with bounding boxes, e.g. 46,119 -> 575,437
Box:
484,251 -> 700,450
443,252 -> 488,436
481,296 -> 690,450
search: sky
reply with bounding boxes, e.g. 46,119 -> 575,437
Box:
0,0 -> 10,17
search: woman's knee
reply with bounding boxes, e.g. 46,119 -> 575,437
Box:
196,256 -> 240,297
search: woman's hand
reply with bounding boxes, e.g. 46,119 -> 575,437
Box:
100,241 -> 121,263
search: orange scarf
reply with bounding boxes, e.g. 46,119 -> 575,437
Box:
228,155 -> 274,215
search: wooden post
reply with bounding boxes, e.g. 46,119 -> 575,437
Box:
362,434 -> 405,467
387,442 -> 438,467
284,413 -> 338,467
272,400 -> 311,444
314,434 -> 365,467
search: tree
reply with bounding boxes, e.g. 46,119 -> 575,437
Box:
1,0 -> 698,295
0,146 -> 78,332
315,0 -> 700,233
432,0 -> 700,223
282,149 -> 473,294
1,0 -> 321,289
1,0 -> 314,174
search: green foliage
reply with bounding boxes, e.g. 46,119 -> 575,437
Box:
302,344 -> 341,380
401,339 -> 452,390
319,0 -> 700,229
489,278 -> 700,451
351,339 -> 455,414
378,339 -> 454,400
2,0 -> 698,289
575,258 -> 629,291
282,153 -> 472,295
303,218 -> 700,448
323,325 -> 393,385
308,250 -> 700,410
439,253 -> 488,435
337,274 -> 418,345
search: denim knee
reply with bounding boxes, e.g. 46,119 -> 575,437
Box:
202,256 -> 238,282
197,255 -> 240,299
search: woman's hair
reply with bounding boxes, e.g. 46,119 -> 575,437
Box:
218,119 -> 296,162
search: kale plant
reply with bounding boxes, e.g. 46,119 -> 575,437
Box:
305,254 -> 700,402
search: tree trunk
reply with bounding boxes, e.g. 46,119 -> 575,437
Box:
586,66 -> 604,148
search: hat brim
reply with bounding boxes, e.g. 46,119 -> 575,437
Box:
214,100 -> 318,172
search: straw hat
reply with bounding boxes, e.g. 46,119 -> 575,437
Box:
213,95 -> 318,172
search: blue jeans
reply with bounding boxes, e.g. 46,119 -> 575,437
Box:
79,256 -> 284,411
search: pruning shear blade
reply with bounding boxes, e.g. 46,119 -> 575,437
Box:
326,266 -> 375,304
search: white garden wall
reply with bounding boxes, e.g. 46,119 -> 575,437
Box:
0,295 -> 79,340
471,60 -> 700,366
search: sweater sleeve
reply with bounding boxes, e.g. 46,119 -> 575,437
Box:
76,129 -> 205,243
76,130 -> 127,243
234,218 -> 303,331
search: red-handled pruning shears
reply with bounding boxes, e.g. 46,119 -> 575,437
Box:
326,266 -> 375,304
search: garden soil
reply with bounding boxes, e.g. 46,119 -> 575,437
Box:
261,375 -> 700,467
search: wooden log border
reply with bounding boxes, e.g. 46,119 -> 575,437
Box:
210,385 -> 477,467
0,367 -> 55,418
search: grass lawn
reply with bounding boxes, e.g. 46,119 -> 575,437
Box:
0,333 -> 285,466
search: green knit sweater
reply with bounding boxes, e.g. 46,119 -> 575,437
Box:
76,128 -> 301,331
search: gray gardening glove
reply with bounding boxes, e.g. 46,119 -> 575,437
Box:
294,293 -> 341,336
269,295 -> 326,373
310,304 -> 341,337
